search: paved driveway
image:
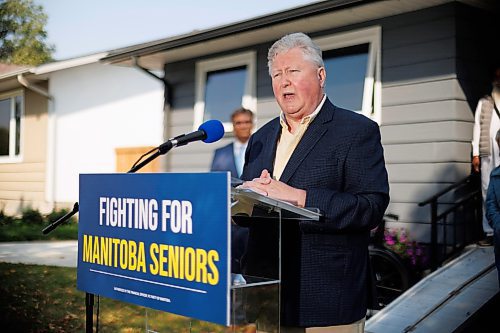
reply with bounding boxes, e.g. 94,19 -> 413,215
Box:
0,240 -> 77,267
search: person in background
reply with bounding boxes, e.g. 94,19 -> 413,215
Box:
211,107 -> 254,178
240,32 -> 389,332
472,67 -> 500,246
484,128 -> 500,286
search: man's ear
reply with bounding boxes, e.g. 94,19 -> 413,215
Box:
318,67 -> 326,88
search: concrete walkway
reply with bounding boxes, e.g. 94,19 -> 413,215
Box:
0,240 -> 77,267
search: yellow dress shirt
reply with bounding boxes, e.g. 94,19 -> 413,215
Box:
273,95 -> 326,180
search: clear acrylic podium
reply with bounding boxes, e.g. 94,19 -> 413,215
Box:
226,187 -> 322,332
94,186 -> 321,332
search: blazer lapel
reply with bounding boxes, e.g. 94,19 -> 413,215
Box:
279,100 -> 335,183
262,119 -> 282,177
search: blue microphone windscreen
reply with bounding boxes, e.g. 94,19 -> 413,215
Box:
199,119 -> 224,143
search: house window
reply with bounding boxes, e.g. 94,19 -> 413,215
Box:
0,92 -> 23,161
314,26 -> 381,122
323,44 -> 369,112
195,51 -> 256,132
204,66 -> 247,122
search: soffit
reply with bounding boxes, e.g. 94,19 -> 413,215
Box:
0,78 -> 23,92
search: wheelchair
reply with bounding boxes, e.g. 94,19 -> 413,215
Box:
369,213 -> 412,309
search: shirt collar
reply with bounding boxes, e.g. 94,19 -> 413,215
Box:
279,94 -> 327,128
233,140 -> 247,149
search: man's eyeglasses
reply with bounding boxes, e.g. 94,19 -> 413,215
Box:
233,120 -> 253,126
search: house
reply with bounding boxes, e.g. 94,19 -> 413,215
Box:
1,0 -> 498,244
101,0 -> 499,244
0,53 -> 164,215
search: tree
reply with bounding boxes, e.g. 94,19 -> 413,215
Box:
0,0 -> 54,65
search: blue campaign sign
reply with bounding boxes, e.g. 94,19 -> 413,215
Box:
77,173 -> 230,326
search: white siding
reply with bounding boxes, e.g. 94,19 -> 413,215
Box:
48,63 -> 164,203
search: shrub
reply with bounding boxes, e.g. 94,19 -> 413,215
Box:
21,209 -> 44,225
0,210 -> 15,226
0,208 -> 78,241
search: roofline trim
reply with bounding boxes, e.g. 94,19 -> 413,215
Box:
101,0 -> 374,63
33,52 -> 109,75
0,68 -> 32,81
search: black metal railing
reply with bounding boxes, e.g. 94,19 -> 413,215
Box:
418,173 -> 482,271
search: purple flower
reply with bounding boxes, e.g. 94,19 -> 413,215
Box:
382,227 -> 428,269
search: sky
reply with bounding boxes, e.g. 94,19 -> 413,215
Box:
36,0 -> 320,61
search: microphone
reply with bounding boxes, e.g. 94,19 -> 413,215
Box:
175,119 -> 225,146
159,119 -> 224,152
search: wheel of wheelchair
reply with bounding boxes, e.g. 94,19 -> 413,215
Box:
369,247 -> 411,308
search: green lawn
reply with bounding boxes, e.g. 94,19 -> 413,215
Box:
0,211 -> 255,332
0,262 -> 233,332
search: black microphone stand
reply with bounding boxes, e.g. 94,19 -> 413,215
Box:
42,141 -> 174,333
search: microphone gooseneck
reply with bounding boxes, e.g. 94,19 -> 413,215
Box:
130,119 -> 224,173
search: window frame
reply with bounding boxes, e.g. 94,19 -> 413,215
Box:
314,26 -> 381,123
0,90 -> 24,163
194,51 -> 256,132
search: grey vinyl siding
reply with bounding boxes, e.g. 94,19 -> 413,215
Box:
378,4 -> 474,238
256,43 -> 275,100
161,2 -> 495,242
381,3 -> 497,238
382,3 -> 497,240
164,60 -> 195,110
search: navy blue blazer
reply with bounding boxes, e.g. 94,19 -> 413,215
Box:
211,143 -> 238,178
241,99 -> 390,327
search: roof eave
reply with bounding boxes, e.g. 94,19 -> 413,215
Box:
101,0 -> 372,64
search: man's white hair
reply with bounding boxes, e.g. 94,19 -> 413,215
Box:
267,32 -> 324,76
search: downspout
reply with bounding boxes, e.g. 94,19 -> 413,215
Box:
17,73 -> 57,212
131,57 -> 172,172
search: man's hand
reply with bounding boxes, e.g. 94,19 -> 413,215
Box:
240,169 -> 307,207
472,155 -> 480,173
